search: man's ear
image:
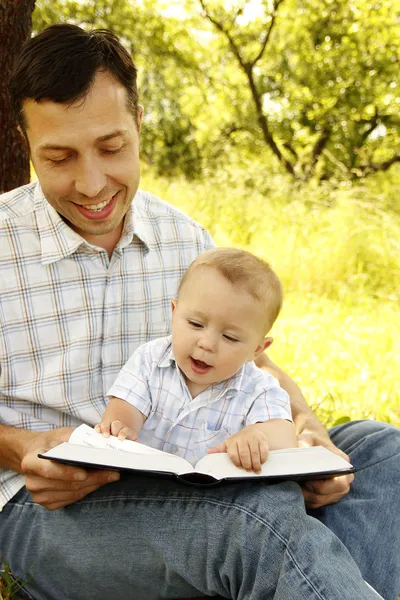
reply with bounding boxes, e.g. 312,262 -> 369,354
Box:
137,105 -> 144,133
253,337 -> 273,360
171,298 -> 178,314
17,125 -> 30,150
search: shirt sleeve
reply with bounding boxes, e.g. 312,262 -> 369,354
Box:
197,226 -> 216,253
106,344 -> 153,417
245,376 -> 293,425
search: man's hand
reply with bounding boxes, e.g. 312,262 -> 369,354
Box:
297,420 -> 354,509
21,428 -> 120,511
95,419 -> 139,441
254,352 -> 354,509
208,424 -> 269,473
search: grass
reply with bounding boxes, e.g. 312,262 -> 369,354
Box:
0,562 -> 32,600
141,166 -> 400,428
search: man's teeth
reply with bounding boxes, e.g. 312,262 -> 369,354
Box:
83,198 -> 112,211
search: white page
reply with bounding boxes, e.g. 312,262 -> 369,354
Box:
194,446 -> 353,480
69,424 -> 171,457
43,442 -> 193,475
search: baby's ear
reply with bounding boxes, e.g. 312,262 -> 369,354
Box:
253,337 -> 273,359
171,298 -> 178,313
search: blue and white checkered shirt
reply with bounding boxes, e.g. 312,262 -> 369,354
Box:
107,335 -> 292,465
0,181 -> 214,510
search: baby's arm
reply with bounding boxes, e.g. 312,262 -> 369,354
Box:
255,418 -> 297,450
95,396 -> 146,441
208,420 -> 296,474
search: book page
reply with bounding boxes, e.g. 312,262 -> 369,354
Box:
43,442 -> 193,475
194,446 -> 353,480
69,424 -> 171,457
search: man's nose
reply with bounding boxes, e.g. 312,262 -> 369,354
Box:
75,159 -> 107,198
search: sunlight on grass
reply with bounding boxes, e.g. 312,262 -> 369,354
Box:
141,168 -> 400,428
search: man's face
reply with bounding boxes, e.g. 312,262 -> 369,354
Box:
24,70 -> 141,248
171,267 -> 270,398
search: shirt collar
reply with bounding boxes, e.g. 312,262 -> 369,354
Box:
35,184 -> 151,265
158,336 -> 246,393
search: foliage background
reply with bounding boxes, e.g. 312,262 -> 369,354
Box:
31,0 -> 400,427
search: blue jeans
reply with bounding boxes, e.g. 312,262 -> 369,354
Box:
0,420 -> 398,600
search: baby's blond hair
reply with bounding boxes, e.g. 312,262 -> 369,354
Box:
178,248 -> 283,334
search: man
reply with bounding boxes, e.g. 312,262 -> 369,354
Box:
0,24 -> 398,600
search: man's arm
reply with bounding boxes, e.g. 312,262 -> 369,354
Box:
0,424 -> 45,472
0,423 -> 120,510
255,353 -> 354,509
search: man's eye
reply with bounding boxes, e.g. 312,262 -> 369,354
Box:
103,147 -> 123,154
188,320 -> 203,328
49,157 -> 69,165
223,334 -> 239,342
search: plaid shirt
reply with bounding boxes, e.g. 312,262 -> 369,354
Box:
108,335 -> 292,465
0,181 -> 214,510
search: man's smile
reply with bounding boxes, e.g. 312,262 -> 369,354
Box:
73,192 -> 119,220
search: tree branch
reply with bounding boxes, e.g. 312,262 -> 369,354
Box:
283,141 -> 298,160
250,0 -> 285,67
355,153 -> 400,176
311,126 -> 331,166
198,0 -> 244,67
198,0 -> 295,177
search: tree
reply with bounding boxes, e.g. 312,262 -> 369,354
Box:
193,0 -> 400,180
0,0 -> 36,193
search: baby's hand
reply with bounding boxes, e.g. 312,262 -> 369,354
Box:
208,425 -> 269,473
95,420 -> 139,442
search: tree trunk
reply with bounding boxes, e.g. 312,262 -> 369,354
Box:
0,0 -> 36,194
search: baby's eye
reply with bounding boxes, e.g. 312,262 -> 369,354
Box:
223,334 -> 239,342
188,320 -> 203,328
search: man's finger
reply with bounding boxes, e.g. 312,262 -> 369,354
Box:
302,488 -> 349,510
23,449 -> 91,482
31,470 -> 119,491
33,482 -> 108,511
303,473 -> 353,496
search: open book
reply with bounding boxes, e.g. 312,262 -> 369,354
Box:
38,424 -> 355,486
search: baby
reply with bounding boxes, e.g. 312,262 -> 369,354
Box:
96,248 -> 296,473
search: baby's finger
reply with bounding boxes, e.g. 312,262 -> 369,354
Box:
237,442 -> 252,471
117,427 -> 137,441
110,420 -> 124,437
248,439 -> 262,473
226,443 -> 241,468
259,440 -> 269,464
97,422 -> 111,437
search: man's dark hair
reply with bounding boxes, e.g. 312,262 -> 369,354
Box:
10,24 -> 139,132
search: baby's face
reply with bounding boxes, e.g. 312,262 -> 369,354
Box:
171,267 -> 269,397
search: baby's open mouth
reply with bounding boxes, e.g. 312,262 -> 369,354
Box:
191,358 -> 212,374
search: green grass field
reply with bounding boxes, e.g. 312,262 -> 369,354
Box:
141,168 -> 400,428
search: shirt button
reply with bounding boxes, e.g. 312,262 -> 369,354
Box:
169,445 -> 178,454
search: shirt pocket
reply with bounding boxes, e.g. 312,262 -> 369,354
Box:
194,422 -> 232,456
139,321 -> 171,346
